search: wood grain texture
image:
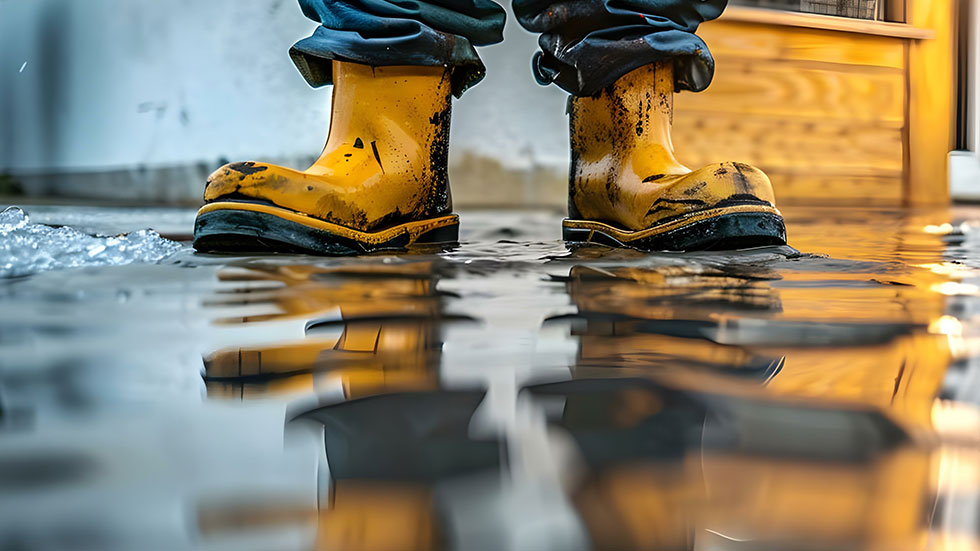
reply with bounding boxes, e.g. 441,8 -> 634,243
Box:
764,173 -> 904,204
674,20 -> 910,204
677,58 -> 906,123
672,115 -> 904,173
720,6 -> 933,39
907,0 -> 957,206
700,21 -> 907,69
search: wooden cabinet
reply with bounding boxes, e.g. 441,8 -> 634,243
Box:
673,1 -> 957,206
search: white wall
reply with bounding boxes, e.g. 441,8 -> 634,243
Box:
0,0 -> 569,202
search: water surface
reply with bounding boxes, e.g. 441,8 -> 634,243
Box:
2,206 -> 980,550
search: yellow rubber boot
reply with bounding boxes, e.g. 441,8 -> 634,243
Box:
563,62 -> 787,251
193,61 -> 458,255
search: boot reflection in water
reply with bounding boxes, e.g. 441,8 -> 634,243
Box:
555,264 -> 787,378
192,0 -> 786,254
525,377 -> 930,550
203,262 -> 453,400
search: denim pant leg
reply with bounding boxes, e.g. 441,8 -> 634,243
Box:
513,0 -> 728,96
289,0 -> 725,98
289,0 -> 508,97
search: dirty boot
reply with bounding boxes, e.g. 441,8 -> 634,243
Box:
193,61 -> 457,255
562,62 -> 786,251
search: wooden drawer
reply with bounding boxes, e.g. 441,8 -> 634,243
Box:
673,19 -> 909,205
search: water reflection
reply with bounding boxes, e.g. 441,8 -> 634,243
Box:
553,254 -> 953,427
4,207 -> 980,549
203,262 -> 467,400
526,376 -> 930,550
201,262 -> 504,549
550,264 -> 787,378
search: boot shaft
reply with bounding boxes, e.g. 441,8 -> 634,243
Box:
567,62 -> 688,220
325,62 -> 453,151
568,61 -> 679,167
320,61 -> 454,217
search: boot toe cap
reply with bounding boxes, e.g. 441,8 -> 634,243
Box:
693,162 -> 776,206
639,162 -> 778,228
203,161 -> 299,203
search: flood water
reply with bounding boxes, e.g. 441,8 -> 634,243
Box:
2,206 -> 980,550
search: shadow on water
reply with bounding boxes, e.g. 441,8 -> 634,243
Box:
3,206 -> 980,549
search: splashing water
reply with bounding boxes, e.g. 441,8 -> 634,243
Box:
0,206 -> 183,278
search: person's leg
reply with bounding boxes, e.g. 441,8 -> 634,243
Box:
515,0 -> 787,251
193,0 -> 506,255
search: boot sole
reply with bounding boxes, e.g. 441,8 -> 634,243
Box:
193,202 -> 459,255
563,205 -> 786,252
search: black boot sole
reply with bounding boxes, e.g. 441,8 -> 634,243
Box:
193,202 -> 459,255
563,207 -> 787,252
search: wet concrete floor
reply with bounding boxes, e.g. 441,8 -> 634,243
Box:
2,205 -> 980,550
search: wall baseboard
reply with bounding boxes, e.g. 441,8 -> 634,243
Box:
4,153 -> 570,210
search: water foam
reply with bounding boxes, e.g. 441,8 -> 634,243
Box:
0,206 -> 183,278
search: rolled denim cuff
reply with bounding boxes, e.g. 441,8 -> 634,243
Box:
530,29 -> 715,96
517,0 -> 726,96
290,26 -> 487,97
291,0 -> 506,97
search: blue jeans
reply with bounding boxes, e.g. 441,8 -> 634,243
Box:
289,0 -> 726,97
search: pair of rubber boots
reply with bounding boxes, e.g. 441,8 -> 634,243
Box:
193,61 -> 786,254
